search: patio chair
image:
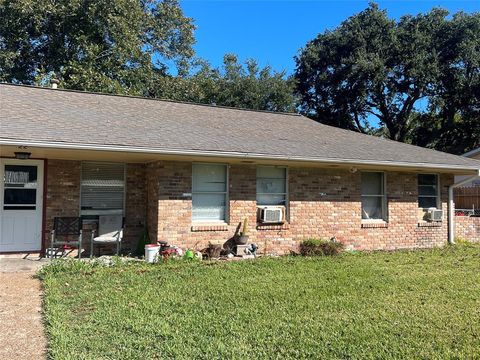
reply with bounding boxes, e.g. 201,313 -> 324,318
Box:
90,215 -> 124,258
50,217 -> 83,259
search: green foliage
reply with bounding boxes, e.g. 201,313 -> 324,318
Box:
408,12 -> 480,154
295,4 -> 480,153
299,238 -> 344,256
0,0 -> 195,94
40,245 -> 480,358
151,54 -> 297,112
0,0 -> 295,112
453,237 -> 476,247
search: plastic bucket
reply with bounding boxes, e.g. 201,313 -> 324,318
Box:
145,244 -> 160,263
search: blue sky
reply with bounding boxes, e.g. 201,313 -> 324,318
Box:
180,0 -> 479,74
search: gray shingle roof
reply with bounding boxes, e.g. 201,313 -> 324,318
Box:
1,83 -> 479,171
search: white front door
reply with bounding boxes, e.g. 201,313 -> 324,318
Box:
0,159 -> 44,252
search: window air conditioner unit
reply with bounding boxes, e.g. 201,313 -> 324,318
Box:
426,208 -> 443,222
258,206 -> 285,223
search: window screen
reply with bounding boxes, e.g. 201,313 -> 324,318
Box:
418,174 -> 439,208
192,164 -> 227,222
361,172 -> 386,220
81,162 -> 125,214
256,167 -> 287,206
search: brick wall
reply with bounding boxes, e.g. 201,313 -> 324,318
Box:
455,216 -> 480,242
44,160 -> 81,244
146,160 -> 454,254
44,160 -> 146,252
124,164 -> 147,250
146,161 -> 192,244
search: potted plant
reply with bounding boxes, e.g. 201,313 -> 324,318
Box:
236,217 -> 249,245
206,243 -> 222,259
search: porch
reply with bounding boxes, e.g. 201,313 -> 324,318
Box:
0,146 -> 149,255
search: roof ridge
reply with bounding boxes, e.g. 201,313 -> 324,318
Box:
0,82 -> 302,117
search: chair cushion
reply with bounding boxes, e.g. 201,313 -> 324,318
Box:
93,236 -> 118,243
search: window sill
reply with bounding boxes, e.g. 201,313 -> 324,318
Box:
81,209 -> 124,216
191,223 -> 229,232
256,222 -> 290,231
361,220 -> 388,229
417,221 -> 442,228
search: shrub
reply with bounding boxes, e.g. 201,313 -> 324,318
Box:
299,238 -> 344,256
453,237 -> 476,247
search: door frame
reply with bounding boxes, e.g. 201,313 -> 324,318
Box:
0,158 -> 45,253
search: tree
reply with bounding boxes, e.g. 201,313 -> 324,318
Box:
295,4 -> 448,142
0,0 -> 195,94
151,54 -> 296,112
410,12 -> 480,154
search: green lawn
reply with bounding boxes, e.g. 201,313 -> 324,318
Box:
40,245 -> 480,359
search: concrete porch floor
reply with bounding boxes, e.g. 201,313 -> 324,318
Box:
0,253 -> 49,273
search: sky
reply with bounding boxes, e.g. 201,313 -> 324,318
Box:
180,0 -> 480,74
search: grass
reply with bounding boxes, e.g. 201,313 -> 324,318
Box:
39,245 -> 480,359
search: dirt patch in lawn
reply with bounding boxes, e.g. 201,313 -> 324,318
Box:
0,272 -> 46,360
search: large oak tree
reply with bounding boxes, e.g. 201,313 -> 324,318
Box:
0,0 -> 195,94
295,4 -> 479,153
410,12 -> 480,154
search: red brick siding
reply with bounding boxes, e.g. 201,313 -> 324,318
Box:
44,160 -> 81,244
455,216 -> 480,242
124,164 -> 147,250
146,162 -> 160,243
146,161 -> 192,244
146,161 -> 454,254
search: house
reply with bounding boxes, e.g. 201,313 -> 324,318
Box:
1,83 -> 479,255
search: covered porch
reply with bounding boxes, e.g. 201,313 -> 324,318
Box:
0,145 -> 152,255
0,143 -> 307,256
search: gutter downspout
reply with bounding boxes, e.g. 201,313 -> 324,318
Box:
448,170 -> 480,244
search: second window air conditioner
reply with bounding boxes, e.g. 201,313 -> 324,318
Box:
258,206 -> 285,223
426,208 -> 443,222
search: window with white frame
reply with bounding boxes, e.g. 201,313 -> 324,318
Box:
81,162 -> 125,215
361,172 -> 386,220
192,164 -> 228,222
256,166 -> 287,206
418,174 -> 439,208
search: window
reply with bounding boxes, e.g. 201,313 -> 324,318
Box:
418,174 -> 439,208
81,162 -> 125,215
192,164 -> 228,222
3,165 -> 38,210
256,166 -> 287,206
361,172 -> 386,220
